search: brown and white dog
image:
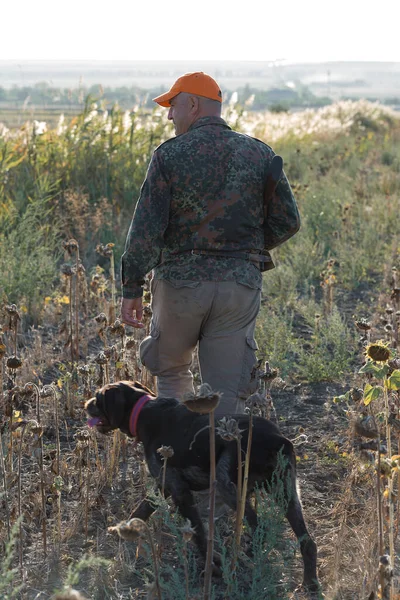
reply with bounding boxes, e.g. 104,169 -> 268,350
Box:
86,380 -> 319,594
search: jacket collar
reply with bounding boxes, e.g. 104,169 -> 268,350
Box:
188,116 -> 231,132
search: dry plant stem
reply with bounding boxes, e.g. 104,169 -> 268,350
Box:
0,361 -> 3,414
156,456 -> 169,556
109,251 -> 116,323
183,541 -> 190,600
108,431 -> 121,485
105,363 -> 110,385
0,427 -> 11,539
13,314 -> 18,356
203,409 -> 217,600
57,490 -> 61,549
52,386 -> 60,475
35,384 -> 47,556
143,522 -> 162,600
9,409 -> 14,473
74,246 -> 80,362
396,432 -> 400,538
17,423 -> 27,577
237,410 -> 254,546
377,433 -> 384,561
161,456 -> 168,498
85,453 -> 90,540
232,437 -> 243,573
383,380 -> 394,596
69,276 -> 74,364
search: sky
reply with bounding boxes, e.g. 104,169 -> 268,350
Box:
2,0 -> 400,63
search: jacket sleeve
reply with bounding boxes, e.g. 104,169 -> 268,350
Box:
263,171 -> 300,251
121,151 -> 170,298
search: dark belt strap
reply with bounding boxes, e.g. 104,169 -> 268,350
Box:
189,249 -> 272,263
161,248 -> 275,272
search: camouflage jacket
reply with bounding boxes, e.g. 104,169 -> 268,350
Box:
121,116 -> 299,299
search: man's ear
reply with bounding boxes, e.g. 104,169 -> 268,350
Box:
189,95 -> 199,114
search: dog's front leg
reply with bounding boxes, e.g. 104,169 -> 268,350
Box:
129,494 -> 165,522
158,467 -> 209,560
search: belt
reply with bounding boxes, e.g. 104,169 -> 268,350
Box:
190,249 -> 271,263
162,248 -> 275,271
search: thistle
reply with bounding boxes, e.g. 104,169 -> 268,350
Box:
109,518 -> 161,599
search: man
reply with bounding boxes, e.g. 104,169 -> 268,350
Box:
120,72 -> 299,417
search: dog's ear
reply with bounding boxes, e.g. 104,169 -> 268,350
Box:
101,384 -> 130,429
131,380 -> 155,395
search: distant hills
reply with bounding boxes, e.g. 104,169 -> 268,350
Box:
1,60 -> 400,101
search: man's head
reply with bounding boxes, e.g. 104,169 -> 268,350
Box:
153,72 -> 222,136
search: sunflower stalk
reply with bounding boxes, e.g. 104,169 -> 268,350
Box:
0,426 -> 11,540
17,421 -> 27,577
203,407 -> 217,600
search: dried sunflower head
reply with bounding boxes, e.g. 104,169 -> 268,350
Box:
181,519 -> 196,543
6,355 -> 22,370
183,383 -> 221,414
108,518 -> 147,541
63,239 -> 79,254
157,445 -> 174,459
355,319 -> 371,331
60,264 -> 74,277
216,417 -> 243,442
95,352 -> 108,365
365,341 -> 391,363
94,313 -> 108,324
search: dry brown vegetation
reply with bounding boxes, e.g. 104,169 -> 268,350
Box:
1,100 -> 400,599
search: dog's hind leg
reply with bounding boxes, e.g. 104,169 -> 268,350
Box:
284,456 -> 318,593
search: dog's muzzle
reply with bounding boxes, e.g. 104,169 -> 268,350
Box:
85,398 -> 114,434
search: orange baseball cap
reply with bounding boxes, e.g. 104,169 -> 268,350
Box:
153,72 -> 222,107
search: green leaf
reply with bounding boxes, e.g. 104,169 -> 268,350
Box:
387,370 -> 400,391
359,361 -> 380,375
359,361 -> 390,379
363,383 -> 383,406
375,364 -> 390,379
333,391 -> 351,404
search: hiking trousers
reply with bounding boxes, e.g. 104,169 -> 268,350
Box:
139,279 -> 261,417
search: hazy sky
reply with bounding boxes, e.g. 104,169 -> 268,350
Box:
3,0 -> 399,63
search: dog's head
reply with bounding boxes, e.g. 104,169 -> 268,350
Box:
85,380 -> 154,435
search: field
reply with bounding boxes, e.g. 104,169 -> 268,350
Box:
1,98 -> 400,599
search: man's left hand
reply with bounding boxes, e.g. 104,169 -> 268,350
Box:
120,297 -> 144,329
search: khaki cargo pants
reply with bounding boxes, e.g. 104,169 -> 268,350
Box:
139,279 -> 261,417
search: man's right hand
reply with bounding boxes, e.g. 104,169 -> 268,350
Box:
120,297 -> 144,329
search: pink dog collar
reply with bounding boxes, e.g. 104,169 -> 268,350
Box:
129,394 -> 152,438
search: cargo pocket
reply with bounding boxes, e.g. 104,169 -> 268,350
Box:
139,327 -> 160,374
238,336 -> 259,399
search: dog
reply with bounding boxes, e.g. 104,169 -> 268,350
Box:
85,381 -> 319,594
